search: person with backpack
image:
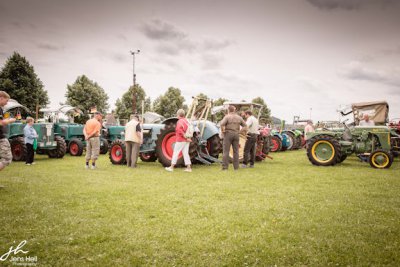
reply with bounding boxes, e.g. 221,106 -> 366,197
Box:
165,109 -> 192,172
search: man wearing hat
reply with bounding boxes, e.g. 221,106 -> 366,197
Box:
84,112 -> 103,169
0,91 -> 16,173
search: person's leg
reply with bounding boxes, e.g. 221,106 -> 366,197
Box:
0,139 -> 12,171
222,133 -> 232,170
171,142 -> 185,166
182,142 -> 191,170
26,143 -> 33,164
132,142 -> 140,168
125,141 -> 132,167
232,134 -> 240,170
85,139 -> 92,168
91,137 -> 100,168
250,136 -> 257,166
243,137 -> 251,166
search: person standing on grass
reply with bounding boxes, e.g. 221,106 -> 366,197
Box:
0,91 -> 15,175
165,109 -> 192,172
241,110 -> 259,168
304,120 -> 315,148
220,105 -> 247,171
83,112 -> 102,169
125,114 -> 142,168
23,117 -> 38,166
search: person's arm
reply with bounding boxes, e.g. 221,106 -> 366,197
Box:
220,117 -> 227,133
136,124 -> 143,144
0,117 -> 16,126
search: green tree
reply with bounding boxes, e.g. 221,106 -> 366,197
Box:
115,84 -> 151,119
0,52 -> 50,112
65,75 -> 109,123
153,87 -> 185,118
251,97 -> 271,124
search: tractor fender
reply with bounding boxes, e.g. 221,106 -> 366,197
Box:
192,120 -> 220,140
307,132 -> 336,140
162,117 -> 179,126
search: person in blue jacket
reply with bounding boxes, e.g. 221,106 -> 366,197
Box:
23,117 -> 38,165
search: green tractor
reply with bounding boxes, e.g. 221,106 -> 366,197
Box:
306,101 -> 397,169
41,105 -> 87,156
3,100 -> 66,161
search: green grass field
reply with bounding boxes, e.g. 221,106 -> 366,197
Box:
1,150 -> 399,266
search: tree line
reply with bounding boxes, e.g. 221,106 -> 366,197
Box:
0,52 -> 271,123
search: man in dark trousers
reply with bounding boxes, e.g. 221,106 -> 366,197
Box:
220,105 -> 247,170
242,110 -> 259,168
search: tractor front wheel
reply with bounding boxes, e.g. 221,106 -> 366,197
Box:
307,135 -> 341,166
68,138 -> 84,156
48,136 -> 67,158
10,137 -> 27,161
140,152 -> 157,162
109,139 -> 126,165
369,149 -> 393,169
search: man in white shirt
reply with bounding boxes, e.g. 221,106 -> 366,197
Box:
242,110 -> 259,168
359,114 -> 375,126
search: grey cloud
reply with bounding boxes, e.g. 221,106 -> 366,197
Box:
201,54 -> 224,70
155,44 -> 180,56
381,45 -> 400,56
306,0 -> 396,11
116,33 -> 128,42
141,19 -> 187,41
340,61 -> 400,88
37,43 -> 64,51
202,39 -> 234,51
96,49 -> 129,64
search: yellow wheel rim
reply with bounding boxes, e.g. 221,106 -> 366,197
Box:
371,152 -> 389,168
311,140 -> 335,163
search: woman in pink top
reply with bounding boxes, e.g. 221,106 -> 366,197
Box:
165,109 -> 192,172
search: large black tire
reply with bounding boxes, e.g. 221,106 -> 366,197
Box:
155,123 -> 197,167
284,131 -> 297,150
306,135 -> 341,166
207,134 -> 222,158
109,139 -> 127,165
10,137 -> 27,161
262,135 -> 271,155
338,154 -> 347,163
293,135 -> 302,150
48,136 -> 67,158
368,149 -> 393,169
140,152 -> 157,162
270,135 -> 282,152
100,139 -> 109,155
68,138 -> 84,156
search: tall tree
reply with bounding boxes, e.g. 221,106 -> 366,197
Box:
0,52 -> 50,112
65,75 -> 109,123
115,84 -> 151,119
251,97 -> 271,124
153,87 -> 185,118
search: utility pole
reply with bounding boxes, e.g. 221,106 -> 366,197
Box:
130,49 -> 140,114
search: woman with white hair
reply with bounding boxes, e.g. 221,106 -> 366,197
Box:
165,109 -> 192,172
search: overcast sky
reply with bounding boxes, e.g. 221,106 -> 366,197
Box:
0,0 -> 399,122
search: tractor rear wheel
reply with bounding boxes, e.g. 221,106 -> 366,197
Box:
10,137 -> 27,161
109,139 -> 126,165
155,123 -> 197,167
207,134 -> 222,158
369,149 -> 393,169
285,131 -> 296,150
100,139 -> 109,154
48,136 -> 67,158
140,152 -> 157,162
270,136 -> 282,152
307,135 -> 341,166
256,135 -> 269,161
68,138 -> 84,156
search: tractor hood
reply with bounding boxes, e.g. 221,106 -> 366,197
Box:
351,101 -> 388,125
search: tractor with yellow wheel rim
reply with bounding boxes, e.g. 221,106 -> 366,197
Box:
307,101 -> 395,169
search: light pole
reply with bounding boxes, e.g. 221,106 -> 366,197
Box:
130,49 -> 140,114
